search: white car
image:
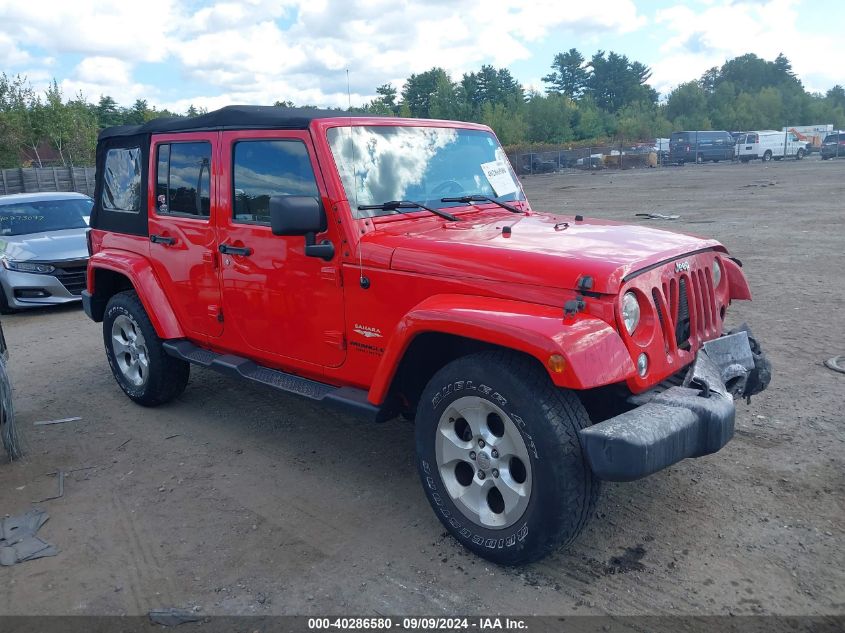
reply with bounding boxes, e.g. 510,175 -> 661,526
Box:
735,130 -> 807,162
0,192 -> 93,313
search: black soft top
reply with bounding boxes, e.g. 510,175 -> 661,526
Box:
98,105 -> 363,139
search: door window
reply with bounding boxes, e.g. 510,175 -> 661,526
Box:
232,140 -> 319,224
155,142 -> 212,218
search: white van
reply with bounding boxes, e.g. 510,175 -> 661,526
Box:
735,130 -> 807,162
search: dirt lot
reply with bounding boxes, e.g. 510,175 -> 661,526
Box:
1,157 -> 843,617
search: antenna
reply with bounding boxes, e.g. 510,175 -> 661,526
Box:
344,68 -> 367,288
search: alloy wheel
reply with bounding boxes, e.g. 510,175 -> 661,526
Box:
111,314 -> 150,387
435,396 -> 532,529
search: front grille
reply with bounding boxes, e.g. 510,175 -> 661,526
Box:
675,277 -> 691,348
51,259 -> 88,296
651,261 -> 718,354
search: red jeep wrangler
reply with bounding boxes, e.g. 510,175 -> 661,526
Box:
84,106 -> 771,564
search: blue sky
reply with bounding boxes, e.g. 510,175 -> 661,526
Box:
2,0 -> 843,112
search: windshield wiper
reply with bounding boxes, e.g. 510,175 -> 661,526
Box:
357,200 -> 459,222
441,195 -> 524,214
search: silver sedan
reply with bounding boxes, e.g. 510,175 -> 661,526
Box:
0,192 -> 93,313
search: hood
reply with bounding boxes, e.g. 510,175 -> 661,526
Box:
0,228 -> 89,263
372,211 -> 724,295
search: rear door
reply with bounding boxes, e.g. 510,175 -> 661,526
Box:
148,133 -> 223,339
722,132 -> 735,160
217,130 -> 346,368
669,132 -> 688,159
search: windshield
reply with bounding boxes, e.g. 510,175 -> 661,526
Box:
0,198 -> 92,236
326,126 -> 524,219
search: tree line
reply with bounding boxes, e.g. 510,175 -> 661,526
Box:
2,50 -> 844,168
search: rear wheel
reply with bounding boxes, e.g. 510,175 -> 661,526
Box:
103,290 -> 189,406
762,150 -> 773,162
415,351 -> 599,565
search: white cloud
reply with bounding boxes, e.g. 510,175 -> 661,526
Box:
55,56 -> 154,105
0,32 -> 31,67
162,0 -> 646,109
74,57 -> 133,85
1,0 -> 647,109
0,0 -> 178,63
653,0 -> 845,94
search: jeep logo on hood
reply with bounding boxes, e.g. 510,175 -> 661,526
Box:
675,261 -> 690,273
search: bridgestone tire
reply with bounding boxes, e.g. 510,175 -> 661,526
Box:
103,290 -> 189,406
415,351 -> 599,565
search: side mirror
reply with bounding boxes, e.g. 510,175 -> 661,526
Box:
269,195 -> 326,236
268,195 -> 334,261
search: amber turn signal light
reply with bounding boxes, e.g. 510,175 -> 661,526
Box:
548,354 -> 566,373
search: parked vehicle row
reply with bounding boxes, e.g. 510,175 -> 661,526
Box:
668,129 -> 816,164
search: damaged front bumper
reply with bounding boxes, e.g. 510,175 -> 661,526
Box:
580,326 -> 772,482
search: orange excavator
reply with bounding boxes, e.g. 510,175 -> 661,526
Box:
786,127 -> 826,154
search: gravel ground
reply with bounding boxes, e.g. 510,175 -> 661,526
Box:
0,156 -> 843,617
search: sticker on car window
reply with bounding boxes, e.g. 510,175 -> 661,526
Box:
480,160 -> 518,197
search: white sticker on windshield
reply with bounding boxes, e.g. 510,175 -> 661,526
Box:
481,159 -> 518,197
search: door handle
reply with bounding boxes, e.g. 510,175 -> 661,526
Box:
218,244 -> 253,257
150,234 -> 176,245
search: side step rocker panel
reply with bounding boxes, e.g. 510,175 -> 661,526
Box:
163,339 -> 381,421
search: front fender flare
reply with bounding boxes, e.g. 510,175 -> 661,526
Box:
87,249 -> 184,339
723,257 -> 751,301
368,294 -> 635,405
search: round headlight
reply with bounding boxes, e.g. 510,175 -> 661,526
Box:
621,292 -> 641,335
712,259 -> 722,287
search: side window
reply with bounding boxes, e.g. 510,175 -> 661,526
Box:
232,140 -> 319,224
155,142 -> 211,218
102,148 -> 142,213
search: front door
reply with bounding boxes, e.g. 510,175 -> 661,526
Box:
217,130 -> 346,368
148,133 -> 223,339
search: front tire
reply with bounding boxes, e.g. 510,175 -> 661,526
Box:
415,351 -> 599,565
797,148 -> 805,160
103,290 -> 189,406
